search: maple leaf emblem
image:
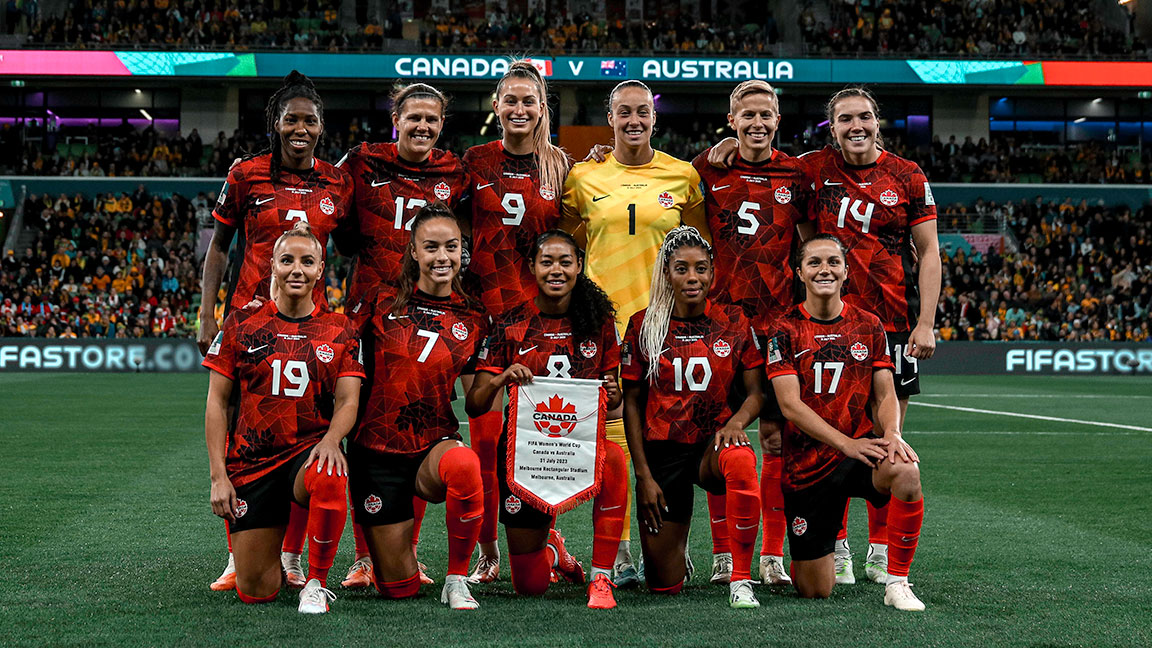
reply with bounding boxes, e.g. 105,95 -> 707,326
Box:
533,393 -> 578,438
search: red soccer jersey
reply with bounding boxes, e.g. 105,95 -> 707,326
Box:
476,300 -> 619,380
794,147 -> 937,332
764,302 -> 895,492
352,290 -> 487,455
463,141 -> 564,316
337,143 -> 468,306
212,155 -> 353,313
621,302 -> 763,445
202,300 -> 365,487
693,148 -> 809,328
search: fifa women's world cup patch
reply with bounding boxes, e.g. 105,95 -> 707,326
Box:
505,377 -> 607,516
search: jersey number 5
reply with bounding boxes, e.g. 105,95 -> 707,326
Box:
737,201 -> 760,235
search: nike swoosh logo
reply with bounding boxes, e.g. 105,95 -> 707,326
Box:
255,197 -> 275,205
592,195 -> 609,202
736,524 -> 757,530
387,314 -> 409,320
371,180 -> 391,187
247,345 -> 267,353
794,349 -> 812,358
901,378 -> 917,386
823,179 -> 843,186
476,182 -> 494,191
460,514 -> 483,523
599,505 -> 622,511
312,537 -> 334,544
518,345 -> 538,355
711,184 -> 730,191
900,536 -> 916,543
710,517 -> 726,524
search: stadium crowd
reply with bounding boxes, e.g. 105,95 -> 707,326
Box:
803,0 -> 1144,57
936,197 -> 1151,342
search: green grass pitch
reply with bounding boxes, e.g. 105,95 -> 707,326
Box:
2,373 -> 1150,647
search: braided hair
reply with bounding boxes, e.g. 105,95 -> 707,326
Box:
638,225 -> 713,382
531,229 -> 615,345
264,70 -> 324,184
389,202 -> 479,315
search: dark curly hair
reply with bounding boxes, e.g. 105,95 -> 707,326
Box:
532,229 -> 616,346
264,70 -> 324,184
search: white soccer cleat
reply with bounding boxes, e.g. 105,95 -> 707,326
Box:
710,552 -> 733,585
834,539 -> 855,585
729,579 -> 760,609
865,544 -> 890,584
759,555 -> 792,585
298,578 -> 336,614
441,574 -> 479,610
684,550 -> 694,583
282,551 -> 306,589
884,579 -> 925,611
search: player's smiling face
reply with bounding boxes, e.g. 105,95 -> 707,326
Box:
271,236 -> 323,299
412,217 -> 461,295
531,237 -> 581,300
729,92 -> 779,160
798,239 -> 847,298
495,78 -> 542,140
608,86 -> 654,149
831,95 -> 880,164
277,97 -> 322,167
394,97 -> 444,163
666,246 -> 713,312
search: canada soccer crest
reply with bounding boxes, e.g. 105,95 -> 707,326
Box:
657,191 -> 674,208
235,499 -> 248,518
712,339 -> 731,358
315,343 -> 334,363
850,342 -> 868,361
774,186 -> 792,204
505,494 -> 522,514
580,340 -> 598,358
533,394 -> 578,438
364,494 -> 383,514
879,189 -> 899,206
434,181 -> 451,201
791,516 -> 807,535
452,322 -> 469,340
539,184 -> 556,201
319,196 -> 335,215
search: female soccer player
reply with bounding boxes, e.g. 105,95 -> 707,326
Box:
203,222 -> 363,614
459,61 -> 570,583
561,80 -> 708,585
621,226 -> 764,609
198,71 -> 354,591
346,203 -> 487,610
466,230 -> 627,609
336,81 -> 468,588
765,234 -> 926,611
692,80 -> 808,587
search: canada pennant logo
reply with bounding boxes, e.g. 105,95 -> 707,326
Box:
533,394 -> 578,438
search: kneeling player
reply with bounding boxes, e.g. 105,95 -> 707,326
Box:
622,226 -> 765,609
347,203 -> 487,610
466,230 -> 627,609
203,223 -> 363,614
766,234 -> 926,611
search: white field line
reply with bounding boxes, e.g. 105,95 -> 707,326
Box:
908,401 -> 1152,432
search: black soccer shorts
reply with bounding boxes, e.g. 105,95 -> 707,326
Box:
496,430 -> 555,529
347,441 -> 440,527
886,331 -> 921,399
783,457 -> 891,561
228,447 -> 313,534
642,439 -> 723,525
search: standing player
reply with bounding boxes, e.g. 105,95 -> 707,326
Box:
198,71 -> 353,591
203,222 -> 363,614
346,203 -> 487,610
459,61 -> 571,583
336,82 -> 468,588
692,80 -> 808,587
466,230 -> 627,609
622,226 -> 764,609
793,87 -> 939,585
766,234 -> 926,611
561,80 -> 708,586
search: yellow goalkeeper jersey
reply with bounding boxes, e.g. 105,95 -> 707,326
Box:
561,150 -> 708,335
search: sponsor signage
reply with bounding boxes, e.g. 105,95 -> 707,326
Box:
930,342 -> 1152,375
3,50 -> 1151,86
0,338 -> 205,372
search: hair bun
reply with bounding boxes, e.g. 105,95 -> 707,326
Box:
283,70 -> 314,88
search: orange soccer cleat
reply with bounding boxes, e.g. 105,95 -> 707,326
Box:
341,557 -> 374,589
548,528 -> 585,585
209,554 -> 237,591
587,573 -> 617,609
418,561 -> 435,585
